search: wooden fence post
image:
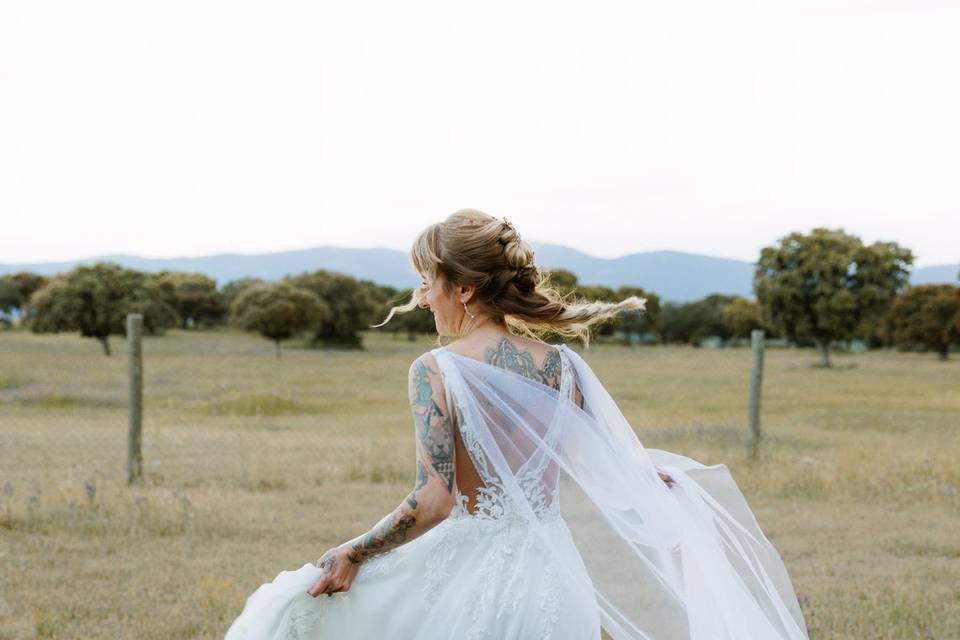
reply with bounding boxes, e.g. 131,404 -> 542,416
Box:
127,313 -> 143,484
747,329 -> 765,460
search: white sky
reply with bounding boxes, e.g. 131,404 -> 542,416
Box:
1,0 -> 958,268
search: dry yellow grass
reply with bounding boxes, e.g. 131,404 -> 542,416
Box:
0,328 -> 957,639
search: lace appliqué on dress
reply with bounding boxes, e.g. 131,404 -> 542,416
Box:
537,552 -> 563,640
286,588 -> 343,640
422,491 -> 565,640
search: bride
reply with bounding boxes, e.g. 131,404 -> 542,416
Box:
225,209 -> 810,639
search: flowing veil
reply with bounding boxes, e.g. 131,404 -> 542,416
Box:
432,344 -> 809,640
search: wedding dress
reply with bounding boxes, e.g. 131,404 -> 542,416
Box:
225,343 -> 809,640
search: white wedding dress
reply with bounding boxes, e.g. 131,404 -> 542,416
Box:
225,344 -> 809,640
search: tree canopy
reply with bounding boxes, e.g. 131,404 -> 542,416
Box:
25,263 -> 179,355
754,228 -> 913,366
229,282 -> 329,357
882,284 -> 960,360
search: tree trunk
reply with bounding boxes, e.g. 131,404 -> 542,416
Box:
275,340 -> 282,358
938,344 -> 949,361
101,335 -> 111,356
814,338 -> 831,367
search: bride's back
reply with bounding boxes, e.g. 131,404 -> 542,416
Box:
437,335 -> 578,518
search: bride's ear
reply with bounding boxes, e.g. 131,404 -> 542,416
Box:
458,284 -> 477,303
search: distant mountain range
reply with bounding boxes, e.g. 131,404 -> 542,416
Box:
2,243 -> 956,304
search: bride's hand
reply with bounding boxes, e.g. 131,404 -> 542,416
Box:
307,544 -> 360,598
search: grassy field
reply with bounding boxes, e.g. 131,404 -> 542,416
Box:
0,328 -> 957,639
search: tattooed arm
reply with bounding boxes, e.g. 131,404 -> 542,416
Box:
345,355 -> 457,560
307,353 -> 456,597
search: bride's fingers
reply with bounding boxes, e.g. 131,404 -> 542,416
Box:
307,576 -> 329,598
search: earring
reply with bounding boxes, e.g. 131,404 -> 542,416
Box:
462,301 -> 476,319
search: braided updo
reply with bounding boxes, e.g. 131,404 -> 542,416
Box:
496,217 -> 539,293
372,208 -> 646,346
498,217 -> 531,266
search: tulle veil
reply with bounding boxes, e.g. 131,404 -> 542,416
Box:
431,343 -> 809,640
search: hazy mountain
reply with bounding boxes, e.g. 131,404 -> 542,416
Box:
1,243 -> 956,304
909,263 -> 960,286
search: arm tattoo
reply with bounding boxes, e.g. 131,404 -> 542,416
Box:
409,358 -> 455,492
345,357 -> 455,565
348,506 -> 417,564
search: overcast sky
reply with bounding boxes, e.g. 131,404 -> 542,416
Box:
1,0 -> 957,268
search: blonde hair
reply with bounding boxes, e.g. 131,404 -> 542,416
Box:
371,208 -> 646,347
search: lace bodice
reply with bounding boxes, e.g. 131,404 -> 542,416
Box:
444,345 -> 574,525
